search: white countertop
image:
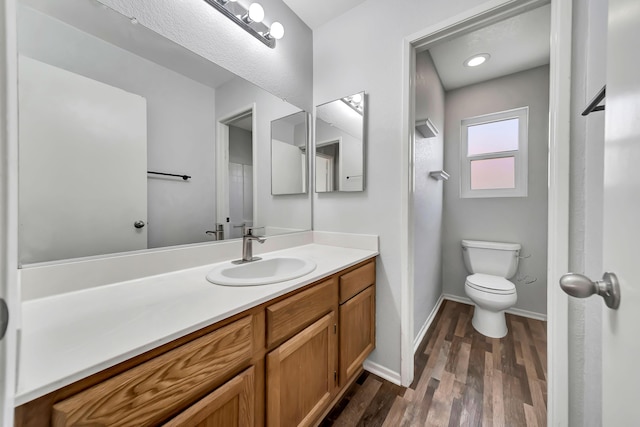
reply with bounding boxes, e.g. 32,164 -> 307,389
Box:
15,243 -> 377,405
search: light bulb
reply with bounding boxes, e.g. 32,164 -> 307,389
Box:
269,21 -> 285,40
248,3 -> 264,23
351,93 -> 362,104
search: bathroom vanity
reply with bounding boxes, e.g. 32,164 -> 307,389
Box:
14,244 -> 377,427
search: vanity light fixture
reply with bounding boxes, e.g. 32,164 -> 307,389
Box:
464,53 -> 490,67
265,21 -> 285,40
242,3 -> 264,23
203,0 -> 284,48
342,93 -> 364,114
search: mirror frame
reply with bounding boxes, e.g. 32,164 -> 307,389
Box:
15,0 -> 313,266
314,91 -> 366,193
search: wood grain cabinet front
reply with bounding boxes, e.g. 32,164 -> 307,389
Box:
265,277 -> 337,348
266,312 -> 338,427
163,366 -> 255,427
51,316 -> 254,427
339,285 -> 375,386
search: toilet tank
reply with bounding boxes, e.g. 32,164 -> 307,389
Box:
462,240 -> 521,278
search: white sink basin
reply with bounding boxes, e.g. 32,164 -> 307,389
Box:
206,256 -> 317,286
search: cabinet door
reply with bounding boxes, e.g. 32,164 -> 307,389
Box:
267,312 -> 337,427
339,286 -> 375,385
164,366 -> 254,427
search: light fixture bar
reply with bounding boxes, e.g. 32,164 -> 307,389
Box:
203,0 -> 277,48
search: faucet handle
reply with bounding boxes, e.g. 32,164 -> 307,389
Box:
244,226 -> 265,236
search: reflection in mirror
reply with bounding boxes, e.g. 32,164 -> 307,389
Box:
17,0 -> 310,265
315,92 -> 365,192
271,112 -> 309,195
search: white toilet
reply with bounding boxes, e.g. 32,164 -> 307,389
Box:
462,239 -> 521,338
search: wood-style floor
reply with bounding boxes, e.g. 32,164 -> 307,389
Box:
320,300 -> 547,427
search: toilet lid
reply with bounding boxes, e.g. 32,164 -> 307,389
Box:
466,273 -> 516,295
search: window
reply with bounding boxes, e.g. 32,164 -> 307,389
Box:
460,107 -> 528,198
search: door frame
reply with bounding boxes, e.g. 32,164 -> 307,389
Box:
316,137 -> 341,191
1,0 -> 19,425
215,104 -> 257,240
399,0 -> 572,425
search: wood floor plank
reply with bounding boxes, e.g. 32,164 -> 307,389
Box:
320,301 -> 547,427
530,378 -> 547,427
524,403 -> 539,427
405,377 -> 438,427
431,340 -> 452,381
503,373 -> 527,427
356,379 -> 403,427
424,371 -> 456,427
381,396 -> 408,427
454,311 -> 469,337
492,369 -> 506,427
332,376 -> 382,427
482,352 -> 494,427
454,342 -> 471,384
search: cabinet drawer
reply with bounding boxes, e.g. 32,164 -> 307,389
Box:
52,316 -> 254,427
266,278 -> 337,347
339,260 -> 375,304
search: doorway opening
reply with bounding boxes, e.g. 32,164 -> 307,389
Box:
400,0 -> 572,425
216,106 -> 256,241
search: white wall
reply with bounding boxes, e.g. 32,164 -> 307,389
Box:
313,0 -> 493,377
98,0 -> 313,111
229,127 -> 253,165
216,77 -> 310,232
442,66 -> 549,316
413,51 -> 445,339
18,5 -> 217,251
568,0 -> 607,424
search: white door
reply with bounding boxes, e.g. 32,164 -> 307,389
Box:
18,56 -> 147,263
228,162 -> 252,239
272,139 -> 304,194
601,0 -> 640,424
315,154 -> 333,192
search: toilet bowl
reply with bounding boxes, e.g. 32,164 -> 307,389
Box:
462,240 -> 521,338
465,273 -> 517,338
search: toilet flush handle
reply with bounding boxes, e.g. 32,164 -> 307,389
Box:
559,272 -> 621,309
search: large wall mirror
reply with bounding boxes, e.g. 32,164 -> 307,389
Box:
271,111 -> 309,195
315,92 -> 366,192
17,0 -> 311,265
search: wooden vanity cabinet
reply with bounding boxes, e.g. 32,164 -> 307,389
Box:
265,277 -> 338,427
50,315 -> 257,427
163,366 -> 255,427
338,261 -> 376,386
15,258 -> 376,427
266,312 -> 337,427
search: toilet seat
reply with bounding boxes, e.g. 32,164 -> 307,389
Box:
465,273 -> 515,295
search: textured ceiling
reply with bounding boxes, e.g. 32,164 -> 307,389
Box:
281,0 -> 367,29
429,5 -> 551,90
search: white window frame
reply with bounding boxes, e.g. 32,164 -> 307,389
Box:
460,106 -> 529,198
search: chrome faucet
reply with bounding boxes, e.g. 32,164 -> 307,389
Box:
233,227 -> 266,264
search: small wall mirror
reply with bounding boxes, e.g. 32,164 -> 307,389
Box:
271,111 -> 309,195
315,92 -> 365,192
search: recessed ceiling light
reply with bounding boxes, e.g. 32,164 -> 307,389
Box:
464,53 -> 491,67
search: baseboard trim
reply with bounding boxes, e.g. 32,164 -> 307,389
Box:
363,360 -> 401,386
413,294 -> 445,354
442,294 -> 547,321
